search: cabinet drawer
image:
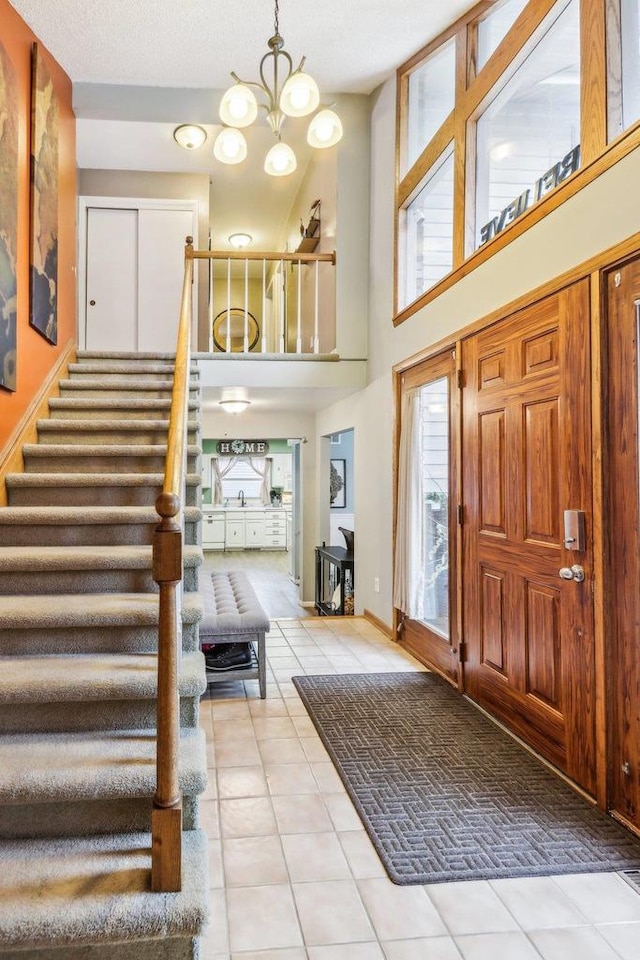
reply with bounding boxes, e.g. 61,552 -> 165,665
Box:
264,520 -> 286,532
263,535 -> 286,547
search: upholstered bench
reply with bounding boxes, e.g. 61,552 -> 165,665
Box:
198,570 -> 270,698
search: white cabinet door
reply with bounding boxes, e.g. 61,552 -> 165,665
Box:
245,513 -> 265,548
225,519 -> 245,549
85,208 -> 138,351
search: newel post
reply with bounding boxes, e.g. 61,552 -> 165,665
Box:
151,491 -> 183,892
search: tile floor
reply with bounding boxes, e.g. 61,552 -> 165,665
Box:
198,616 -> 640,960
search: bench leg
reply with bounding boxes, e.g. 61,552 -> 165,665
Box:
257,633 -> 267,699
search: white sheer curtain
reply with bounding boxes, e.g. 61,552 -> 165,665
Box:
393,387 -> 425,620
211,457 -> 235,504
246,456 -> 273,505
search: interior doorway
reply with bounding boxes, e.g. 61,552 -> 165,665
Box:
327,428 -> 354,551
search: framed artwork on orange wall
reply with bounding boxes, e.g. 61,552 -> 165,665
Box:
0,40 -> 19,391
29,42 -> 59,346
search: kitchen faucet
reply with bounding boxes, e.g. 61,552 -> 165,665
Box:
238,489 -> 246,507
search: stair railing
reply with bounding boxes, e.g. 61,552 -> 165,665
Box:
151,236 -> 195,892
195,248 -> 336,355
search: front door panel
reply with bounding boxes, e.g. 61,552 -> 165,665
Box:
463,282 -> 596,793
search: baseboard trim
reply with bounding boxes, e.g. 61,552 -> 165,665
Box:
363,608 -> 394,639
0,339 -> 77,505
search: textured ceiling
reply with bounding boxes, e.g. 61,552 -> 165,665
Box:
10,0 -> 477,94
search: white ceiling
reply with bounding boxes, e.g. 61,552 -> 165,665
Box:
12,1 -> 477,94
13,0 -> 478,252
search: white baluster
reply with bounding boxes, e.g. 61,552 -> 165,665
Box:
243,258 -> 249,352
261,259 -> 267,354
279,258 -> 285,354
296,259 -> 302,354
226,258 -> 232,354
313,258 -> 320,354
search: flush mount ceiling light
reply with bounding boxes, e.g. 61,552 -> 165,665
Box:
173,124 -> 207,150
213,0 -> 343,177
219,398 -> 251,414
228,232 -> 253,249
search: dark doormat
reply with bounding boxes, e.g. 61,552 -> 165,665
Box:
292,672 -> 640,885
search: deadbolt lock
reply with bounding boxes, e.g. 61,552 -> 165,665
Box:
559,564 -> 585,582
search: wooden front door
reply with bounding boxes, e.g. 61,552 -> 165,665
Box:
605,259 -> 640,828
462,282 -> 596,794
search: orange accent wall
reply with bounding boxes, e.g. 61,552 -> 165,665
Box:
0,0 -> 76,452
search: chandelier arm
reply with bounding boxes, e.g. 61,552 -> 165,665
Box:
259,46 -> 294,110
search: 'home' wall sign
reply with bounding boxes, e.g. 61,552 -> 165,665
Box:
216,439 -> 270,455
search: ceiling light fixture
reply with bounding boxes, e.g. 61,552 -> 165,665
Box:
173,124 -> 207,150
219,398 -> 251,414
228,232 -> 253,249
213,0 -> 343,177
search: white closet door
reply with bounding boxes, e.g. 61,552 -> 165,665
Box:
85,208 -> 138,351
138,208 -> 194,352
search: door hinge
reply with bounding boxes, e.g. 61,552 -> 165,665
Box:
457,503 -> 464,525
458,641 -> 467,663
457,369 -> 465,389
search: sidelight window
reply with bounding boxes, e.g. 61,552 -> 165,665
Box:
418,378 -> 450,638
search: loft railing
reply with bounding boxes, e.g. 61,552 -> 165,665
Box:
151,236 -> 195,892
193,249 -> 336,355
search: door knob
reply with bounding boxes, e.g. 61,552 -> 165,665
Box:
559,564 -> 585,582
89,299 -> 96,306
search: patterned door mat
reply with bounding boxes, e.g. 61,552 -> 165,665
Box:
292,672 -> 640,885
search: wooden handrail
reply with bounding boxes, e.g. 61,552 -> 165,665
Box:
151,236 -> 194,893
192,249 -> 336,264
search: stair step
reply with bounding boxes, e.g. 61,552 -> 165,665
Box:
0,505 -> 201,547
0,727 -> 206,838
0,591 -> 204,654
5,472 -> 201,507
0,829 -> 208,952
0,652 -> 206,733
0,544 -> 202,595
58,379 -> 200,400
76,350 -> 183,361
22,443 -> 201,475
68,362 -> 200,378
48,397 -> 201,421
37,418 -> 200,445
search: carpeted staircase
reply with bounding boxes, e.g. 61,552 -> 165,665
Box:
0,352 -> 209,959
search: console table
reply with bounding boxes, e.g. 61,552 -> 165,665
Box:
315,545 -> 355,616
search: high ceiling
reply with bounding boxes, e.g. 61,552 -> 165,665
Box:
12,1 -> 477,93
11,0 -> 478,252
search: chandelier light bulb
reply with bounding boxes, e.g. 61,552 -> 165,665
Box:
219,83 -> 259,128
213,127 -> 248,164
264,142 -> 297,177
307,109 -> 343,149
280,72 -> 320,118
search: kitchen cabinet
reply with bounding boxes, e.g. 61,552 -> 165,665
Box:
201,507 -> 289,551
225,512 -> 245,549
245,512 -> 265,548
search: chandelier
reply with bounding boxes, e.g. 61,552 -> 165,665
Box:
213,0 -> 343,177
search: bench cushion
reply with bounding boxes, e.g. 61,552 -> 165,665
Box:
199,570 -> 270,641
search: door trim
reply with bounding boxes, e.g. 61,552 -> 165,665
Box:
77,196 -> 199,351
